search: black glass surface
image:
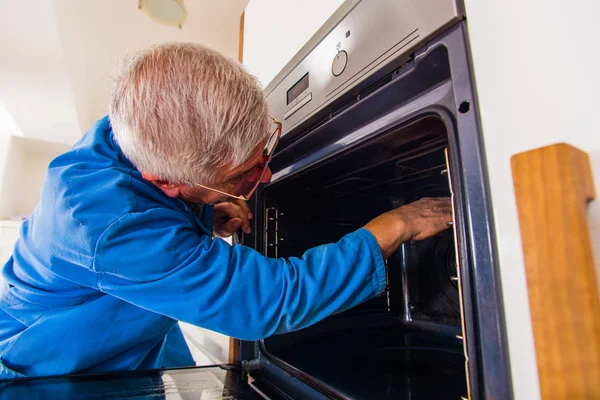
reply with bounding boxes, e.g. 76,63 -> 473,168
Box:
267,324 -> 467,400
0,365 -> 260,400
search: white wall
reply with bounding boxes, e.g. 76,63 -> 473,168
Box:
0,102 -> 23,137
0,1 -> 81,145
0,0 -> 247,145
0,137 -> 70,220
0,137 -> 25,220
0,133 -> 20,268
464,0 -> 600,399
0,134 -> 10,202
0,221 -> 20,268
52,0 -> 247,134
243,0 -> 345,87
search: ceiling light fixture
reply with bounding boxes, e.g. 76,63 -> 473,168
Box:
138,0 -> 188,29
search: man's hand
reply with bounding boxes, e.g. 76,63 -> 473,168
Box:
364,197 -> 452,259
213,199 -> 253,238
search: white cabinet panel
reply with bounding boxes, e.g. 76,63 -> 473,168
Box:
179,322 -> 230,366
0,221 -> 21,272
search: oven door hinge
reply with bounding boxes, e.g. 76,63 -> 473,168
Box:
241,358 -> 261,373
244,358 -> 291,400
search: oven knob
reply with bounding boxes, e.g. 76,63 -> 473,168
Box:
332,50 -> 348,76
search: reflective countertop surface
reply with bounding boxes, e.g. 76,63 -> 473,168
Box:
0,365 -> 260,399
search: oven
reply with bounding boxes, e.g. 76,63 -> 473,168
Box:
0,1 -> 513,398
237,1 -> 513,399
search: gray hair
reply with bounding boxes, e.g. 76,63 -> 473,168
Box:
109,42 -> 269,185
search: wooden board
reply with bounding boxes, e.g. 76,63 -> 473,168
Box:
228,335 -> 240,365
511,143 -> 599,399
238,11 -> 245,63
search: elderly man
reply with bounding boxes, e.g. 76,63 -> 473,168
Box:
0,43 -> 451,378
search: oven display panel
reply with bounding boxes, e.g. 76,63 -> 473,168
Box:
286,73 -> 309,105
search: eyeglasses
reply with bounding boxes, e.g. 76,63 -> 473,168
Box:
194,116 -> 282,201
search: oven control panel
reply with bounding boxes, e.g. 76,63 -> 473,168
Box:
264,0 -> 461,137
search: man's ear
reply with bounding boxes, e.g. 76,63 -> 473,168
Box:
141,172 -> 181,198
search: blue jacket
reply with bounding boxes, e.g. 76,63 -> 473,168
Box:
0,116 -> 386,379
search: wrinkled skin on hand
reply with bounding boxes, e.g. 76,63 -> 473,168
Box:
213,199 -> 253,238
364,197 -> 453,259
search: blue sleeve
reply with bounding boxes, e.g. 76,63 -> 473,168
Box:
93,208 -> 386,340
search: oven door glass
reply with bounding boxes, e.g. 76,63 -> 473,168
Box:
0,365 -> 255,399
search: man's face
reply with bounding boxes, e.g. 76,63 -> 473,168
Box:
178,139 -> 272,205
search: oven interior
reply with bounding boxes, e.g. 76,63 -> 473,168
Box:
256,115 -> 467,399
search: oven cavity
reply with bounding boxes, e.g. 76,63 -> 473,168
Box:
258,115 -> 467,399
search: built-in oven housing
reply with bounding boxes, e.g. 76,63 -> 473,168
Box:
238,18 -> 512,400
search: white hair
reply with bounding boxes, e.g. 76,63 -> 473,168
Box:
109,42 -> 269,185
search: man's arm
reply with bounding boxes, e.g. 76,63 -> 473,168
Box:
93,197 -> 451,340
93,207 -> 386,341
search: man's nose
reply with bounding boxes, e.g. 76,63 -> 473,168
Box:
261,167 -> 272,183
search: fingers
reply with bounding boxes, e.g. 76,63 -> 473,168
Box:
214,200 -> 252,234
231,198 -> 252,220
214,217 -> 243,238
406,197 -> 453,241
364,197 -> 453,259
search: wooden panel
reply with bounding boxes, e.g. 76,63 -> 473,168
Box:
228,336 -> 240,364
238,11 -> 245,63
511,143 -> 599,399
